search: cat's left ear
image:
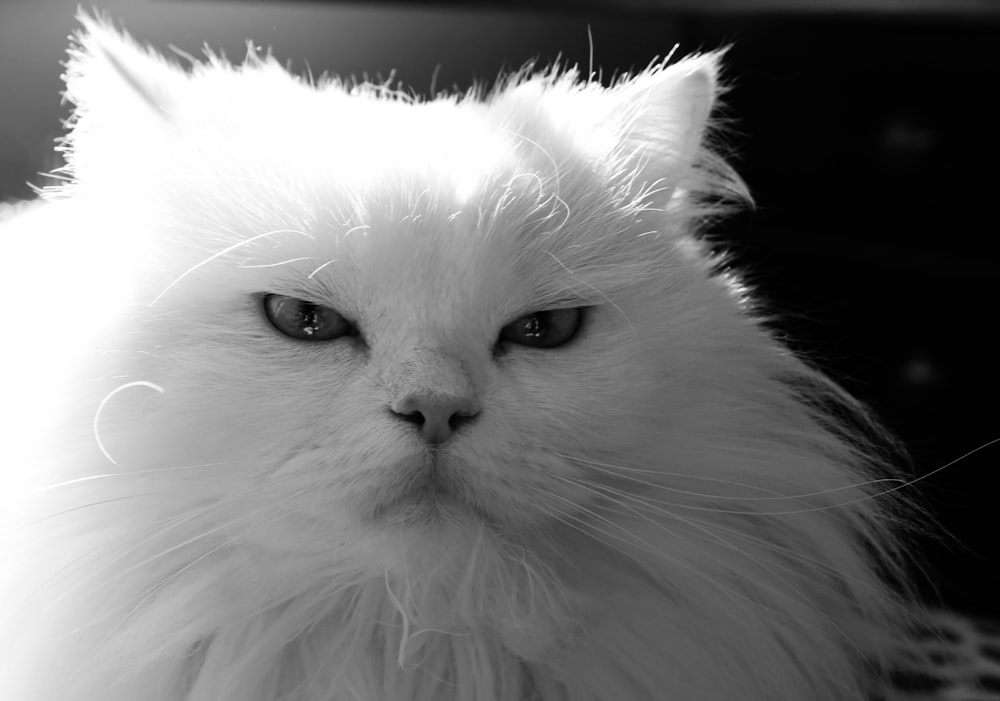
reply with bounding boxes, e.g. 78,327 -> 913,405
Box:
609,52 -> 721,195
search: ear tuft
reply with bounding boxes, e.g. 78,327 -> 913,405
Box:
66,10 -> 184,121
616,51 -> 723,193
60,12 -> 190,188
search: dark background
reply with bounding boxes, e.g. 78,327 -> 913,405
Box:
2,0 -> 997,616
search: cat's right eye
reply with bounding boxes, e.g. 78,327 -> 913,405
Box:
263,294 -> 355,341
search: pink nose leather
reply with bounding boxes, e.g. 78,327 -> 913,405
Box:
387,349 -> 481,444
391,392 -> 480,444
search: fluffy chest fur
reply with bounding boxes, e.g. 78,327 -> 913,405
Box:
0,13 -> 918,701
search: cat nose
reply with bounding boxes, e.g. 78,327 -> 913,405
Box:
391,393 -> 480,444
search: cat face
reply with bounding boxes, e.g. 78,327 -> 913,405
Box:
41,18 -> 746,575
1,20 -> 915,701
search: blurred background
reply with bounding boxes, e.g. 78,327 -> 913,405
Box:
2,0 -> 998,617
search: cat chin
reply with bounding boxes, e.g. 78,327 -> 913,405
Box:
363,499 -> 523,576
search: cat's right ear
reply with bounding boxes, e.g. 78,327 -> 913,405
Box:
62,12 -> 186,180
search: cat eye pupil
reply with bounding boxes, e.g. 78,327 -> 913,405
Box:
263,294 -> 355,342
499,308 -> 584,349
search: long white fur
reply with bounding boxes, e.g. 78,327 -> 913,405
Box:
0,12 -> 921,701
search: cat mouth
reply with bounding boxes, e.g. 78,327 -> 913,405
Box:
365,456 -> 492,527
370,482 -> 457,524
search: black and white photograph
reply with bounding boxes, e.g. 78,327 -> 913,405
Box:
1,1 -> 997,699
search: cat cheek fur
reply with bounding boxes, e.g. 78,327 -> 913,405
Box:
0,11 -> 917,701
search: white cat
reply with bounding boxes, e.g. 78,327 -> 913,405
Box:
0,12 -> 919,701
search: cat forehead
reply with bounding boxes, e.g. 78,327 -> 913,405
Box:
149,79 -> 681,320
240,165 -> 646,317
126,79 -> 662,323
154,77 -> 651,291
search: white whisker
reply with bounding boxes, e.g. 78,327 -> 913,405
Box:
559,450 -> 906,500
237,257 -> 316,269
307,259 -> 339,280
558,453 -> 915,516
31,457 -> 249,494
148,228 -> 315,307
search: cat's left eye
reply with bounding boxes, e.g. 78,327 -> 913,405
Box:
263,294 -> 355,341
499,308 -> 584,349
